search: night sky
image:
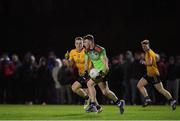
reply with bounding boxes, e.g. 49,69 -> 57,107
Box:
0,0 -> 177,58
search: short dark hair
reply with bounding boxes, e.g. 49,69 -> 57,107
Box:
141,39 -> 149,45
75,37 -> 83,41
83,34 -> 94,43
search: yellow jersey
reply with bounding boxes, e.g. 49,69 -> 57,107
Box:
145,49 -> 160,76
69,48 -> 91,75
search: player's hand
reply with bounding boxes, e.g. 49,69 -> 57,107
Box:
83,70 -> 90,81
99,70 -> 106,77
96,70 -> 106,79
156,54 -> 160,62
140,59 -> 146,65
65,51 -> 69,59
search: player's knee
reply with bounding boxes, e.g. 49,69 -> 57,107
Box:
71,85 -> 77,92
87,80 -> 94,87
102,89 -> 109,96
137,82 -> 142,89
157,87 -> 165,94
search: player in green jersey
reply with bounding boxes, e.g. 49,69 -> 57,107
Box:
83,34 -> 125,114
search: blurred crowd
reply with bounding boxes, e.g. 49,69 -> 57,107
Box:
0,50 -> 180,105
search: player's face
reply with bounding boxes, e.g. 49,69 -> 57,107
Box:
75,40 -> 83,51
83,39 -> 90,50
141,44 -> 149,52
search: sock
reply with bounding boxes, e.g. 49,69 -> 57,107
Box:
96,105 -> 101,110
144,96 -> 150,101
90,102 -> 96,106
115,99 -> 121,106
168,98 -> 173,104
145,96 -> 150,99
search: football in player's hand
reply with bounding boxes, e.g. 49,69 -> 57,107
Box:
89,68 -> 99,79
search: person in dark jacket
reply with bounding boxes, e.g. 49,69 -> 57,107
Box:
58,59 -> 74,104
19,52 -> 38,104
130,52 -> 146,105
37,57 -> 55,104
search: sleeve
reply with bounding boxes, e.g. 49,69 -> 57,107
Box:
151,50 -> 157,62
100,48 -> 106,60
69,50 -> 74,61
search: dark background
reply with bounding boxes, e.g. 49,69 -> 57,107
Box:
0,0 -> 177,58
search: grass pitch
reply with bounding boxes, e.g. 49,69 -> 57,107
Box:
0,105 -> 179,120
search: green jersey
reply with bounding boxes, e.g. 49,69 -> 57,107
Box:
85,45 -> 106,71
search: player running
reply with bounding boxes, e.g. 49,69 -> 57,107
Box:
65,37 -> 102,112
137,39 -> 176,110
83,34 -> 125,114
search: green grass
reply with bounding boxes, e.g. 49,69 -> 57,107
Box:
0,105 -> 179,120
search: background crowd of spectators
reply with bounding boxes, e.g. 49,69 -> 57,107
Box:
0,50 -> 180,105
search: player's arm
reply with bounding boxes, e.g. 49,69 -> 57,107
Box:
68,59 -> 74,67
142,54 -> 153,66
100,49 -> 109,73
65,50 -> 74,67
145,56 -> 153,66
101,55 -> 109,72
155,53 -> 160,62
83,53 -> 90,79
145,51 -> 159,66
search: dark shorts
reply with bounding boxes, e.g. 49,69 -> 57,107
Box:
92,72 -> 109,83
143,74 -> 161,85
75,75 -> 88,88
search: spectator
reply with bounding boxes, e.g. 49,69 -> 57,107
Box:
175,56 -> 180,103
47,51 -> 56,71
156,53 -> 168,104
109,54 -> 124,101
36,57 -> 55,104
58,59 -> 74,104
130,52 -> 145,105
19,52 -> 38,104
11,54 -> 22,103
166,56 -> 179,103
52,58 -> 63,104
122,50 -> 134,104
0,53 -> 15,103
